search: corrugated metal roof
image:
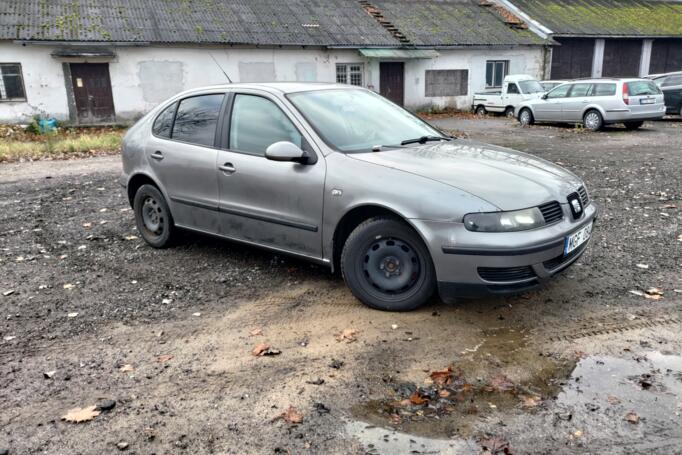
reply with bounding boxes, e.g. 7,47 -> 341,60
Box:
0,0 -> 549,47
510,0 -> 682,37
369,0 -> 549,46
0,0 -> 397,46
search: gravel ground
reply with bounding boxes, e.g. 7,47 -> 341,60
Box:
1,117 -> 681,454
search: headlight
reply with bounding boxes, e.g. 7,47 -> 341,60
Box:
463,207 -> 545,232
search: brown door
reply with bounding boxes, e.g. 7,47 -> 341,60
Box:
70,63 -> 115,123
380,62 -> 405,106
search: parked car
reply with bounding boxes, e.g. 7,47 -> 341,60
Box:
516,78 -> 665,131
121,83 -> 596,311
648,71 -> 682,116
472,75 -> 545,117
539,80 -> 569,91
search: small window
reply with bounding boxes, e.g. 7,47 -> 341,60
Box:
546,84 -> 571,99
507,83 -> 520,94
0,63 -> 26,101
592,83 -> 617,96
229,94 -> 302,156
171,94 -> 224,147
486,60 -> 509,88
661,75 -> 682,87
569,83 -> 592,97
152,102 -> 177,138
336,64 -> 364,86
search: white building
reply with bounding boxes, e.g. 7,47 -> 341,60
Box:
0,0 -> 549,124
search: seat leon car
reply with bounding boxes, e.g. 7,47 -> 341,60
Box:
121,83 -> 596,311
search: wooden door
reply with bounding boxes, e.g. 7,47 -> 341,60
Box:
70,63 -> 115,123
380,62 -> 405,106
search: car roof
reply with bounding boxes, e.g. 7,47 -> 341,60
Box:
175,82 -> 350,97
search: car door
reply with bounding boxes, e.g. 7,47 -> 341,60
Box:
534,84 -> 571,121
216,91 -> 326,258
562,83 -> 593,122
146,93 -> 225,233
661,74 -> 682,114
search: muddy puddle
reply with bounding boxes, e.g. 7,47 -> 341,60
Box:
349,334 -> 682,454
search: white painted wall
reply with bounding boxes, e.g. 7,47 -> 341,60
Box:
0,41 -> 544,123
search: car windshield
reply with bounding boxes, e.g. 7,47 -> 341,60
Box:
519,80 -> 545,93
287,89 -> 443,153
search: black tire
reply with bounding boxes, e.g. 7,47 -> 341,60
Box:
624,121 -> 644,130
518,108 -> 534,126
475,105 -> 487,116
504,106 -> 515,118
340,217 -> 436,311
583,109 -> 603,131
133,184 -> 175,248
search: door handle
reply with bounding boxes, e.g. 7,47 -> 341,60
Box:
218,162 -> 236,173
150,151 -> 164,161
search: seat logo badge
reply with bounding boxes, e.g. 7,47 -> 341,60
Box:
331,189 -> 343,197
571,199 -> 582,213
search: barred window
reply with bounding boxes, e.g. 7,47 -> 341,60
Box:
336,63 -> 364,86
0,63 -> 26,101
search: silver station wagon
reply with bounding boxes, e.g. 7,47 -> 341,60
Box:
121,83 -> 597,311
516,78 -> 665,131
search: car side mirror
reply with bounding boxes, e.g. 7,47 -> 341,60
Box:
541,93 -> 549,100
265,141 -> 310,164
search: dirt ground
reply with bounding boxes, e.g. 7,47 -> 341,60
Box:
1,117 -> 681,455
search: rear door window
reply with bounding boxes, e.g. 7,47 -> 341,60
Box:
569,83 -> 592,97
662,75 -> 682,87
507,83 -> 519,94
171,94 -> 224,147
152,102 -> 177,138
229,94 -> 302,156
627,80 -> 660,96
591,83 -> 616,96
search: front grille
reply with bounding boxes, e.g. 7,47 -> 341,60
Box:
543,242 -> 588,271
577,186 -> 589,207
478,266 -> 536,282
538,201 -> 563,224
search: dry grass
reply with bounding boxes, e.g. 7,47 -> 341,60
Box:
0,129 -> 124,163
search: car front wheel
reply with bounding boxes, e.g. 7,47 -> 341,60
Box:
340,217 -> 436,311
133,184 -> 175,248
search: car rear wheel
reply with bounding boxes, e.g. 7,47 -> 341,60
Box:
341,217 -> 436,311
133,184 -> 175,248
624,121 -> 644,130
504,107 -> 515,118
475,105 -> 487,116
583,110 -> 603,131
518,108 -> 534,126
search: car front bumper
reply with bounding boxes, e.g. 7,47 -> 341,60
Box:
412,203 -> 597,301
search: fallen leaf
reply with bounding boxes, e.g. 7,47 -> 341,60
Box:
521,395 -> 541,408
438,389 -> 451,398
3,290 -> 15,296
161,298 -> 172,304
280,406 -> 303,424
489,374 -> 515,392
67,312 -> 78,318
574,430 -> 583,437
430,367 -> 453,386
625,411 -> 640,423
43,370 -> 56,379
119,364 -> 134,373
646,287 -> 663,296
63,283 -> 75,289
249,328 -> 263,336
3,336 -> 16,341
82,222 -> 92,228
192,312 -> 201,317
124,235 -> 138,241
391,324 -> 398,330
409,391 -> 428,405
252,343 -> 281,356
661,204 -> 677,209
607,395 -> 621,405
629,290 -> 645,296
156,354 -> 174,362
479,436 -> 510,454
62,405 -> 100,423
335,328 -> 358,343
635,263 -> 649,269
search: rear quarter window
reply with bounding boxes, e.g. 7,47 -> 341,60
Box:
152,102 -> 177,138
171,94 -> 224,147
627,81 -> 660,96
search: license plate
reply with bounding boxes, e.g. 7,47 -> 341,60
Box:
564,222 -> 592,256
640,98 -> 655,104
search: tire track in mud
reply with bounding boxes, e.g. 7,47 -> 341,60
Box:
544,315 -> 682,342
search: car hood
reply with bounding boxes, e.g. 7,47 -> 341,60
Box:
348,140 -> 583,210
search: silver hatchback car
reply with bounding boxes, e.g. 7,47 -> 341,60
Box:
516,78 -> 665,131
121,83 -> 596,311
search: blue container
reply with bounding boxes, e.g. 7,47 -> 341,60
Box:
38,118 -> 57,134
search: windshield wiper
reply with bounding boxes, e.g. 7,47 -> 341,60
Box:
400,135 -> 451,146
